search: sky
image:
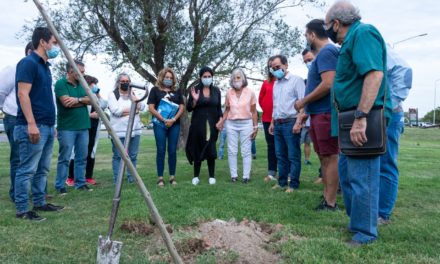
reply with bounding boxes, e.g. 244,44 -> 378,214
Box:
1,0 -> 439,116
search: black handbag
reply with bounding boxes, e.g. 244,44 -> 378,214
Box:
337,106 -> 387,156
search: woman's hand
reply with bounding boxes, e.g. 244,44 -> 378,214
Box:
215,119 -> 223,131
251,127 -> 258,139
191,87 -> 200,102
164,118 -> 176,128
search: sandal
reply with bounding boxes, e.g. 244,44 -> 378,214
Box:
157,178 -> 165,187
169,177 -> 177,185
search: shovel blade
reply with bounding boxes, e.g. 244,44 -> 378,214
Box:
96,235 -> 123,264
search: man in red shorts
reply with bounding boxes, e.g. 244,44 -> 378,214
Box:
295,19 -> 339,210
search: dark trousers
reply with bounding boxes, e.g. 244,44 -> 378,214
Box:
194,158 -> 216,178
263,122 -> 277,176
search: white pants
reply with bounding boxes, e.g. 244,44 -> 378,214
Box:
226,119 -> 253,179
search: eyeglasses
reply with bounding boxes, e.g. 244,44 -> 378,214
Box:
323,20 -> 334,31
271,65 -> 282,71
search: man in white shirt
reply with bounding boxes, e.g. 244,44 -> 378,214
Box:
0,42 -> 34,202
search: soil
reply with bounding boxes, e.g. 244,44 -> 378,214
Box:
120,218 -> 287,263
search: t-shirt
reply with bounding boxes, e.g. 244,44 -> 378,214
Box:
305,43 -> 339,114
15,52 -> 55,126
332,21 -> 392,136
258,80 -> 275,122
54,77 -> 91,130
147,86 -> 184,119
225,87 -> 256,120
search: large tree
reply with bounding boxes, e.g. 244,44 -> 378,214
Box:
31,0 -> 322,89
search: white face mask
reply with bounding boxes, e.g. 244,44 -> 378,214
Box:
232,81 -> 243,89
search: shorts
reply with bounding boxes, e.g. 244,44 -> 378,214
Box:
309,113 -> 339,156
300,127 -> 311,144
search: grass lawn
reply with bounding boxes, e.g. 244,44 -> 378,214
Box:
0,127 -> 439,263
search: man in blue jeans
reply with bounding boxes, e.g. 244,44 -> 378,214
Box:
268,55 -> 305,193
378,45 -> 413,225
325,1 -> 392,246
54,60 -> 92,194
0,42 -> 34,202
14,27 -> 64,221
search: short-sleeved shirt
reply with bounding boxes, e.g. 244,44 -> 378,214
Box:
15,52 -> 55,126
331,21 -> 392,135
305,43 -> 339,114
147,86 -> 184,116
54,77 -> 91,130
272,72 -> 305,120
225,87 -> 256,120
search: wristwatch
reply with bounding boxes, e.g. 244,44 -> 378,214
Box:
78,97 -> 83,103
354,110 -> 368,119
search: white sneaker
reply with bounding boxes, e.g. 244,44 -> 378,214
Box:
209,177 -> 216,185
192,177 -> 200,185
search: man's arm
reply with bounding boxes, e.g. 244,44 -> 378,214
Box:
350,70 -> 384,146
295,71 -> 335,110
17,82 -> 40,144
59,95 -> 91,108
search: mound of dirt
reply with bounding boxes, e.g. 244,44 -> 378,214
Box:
198,219 -> 281,264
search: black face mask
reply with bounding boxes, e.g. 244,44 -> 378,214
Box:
326,24 -> 338,43
120,82 -> 129,91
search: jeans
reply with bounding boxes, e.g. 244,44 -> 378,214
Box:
251,139 -> 256,156
4,114 -> 20,201
263,122 -> 277,176
274,120 -> 301,188
379,111 -> 404,220
226,119 -> 253,179
13,124 -> 54,214
111,135 -> 141,183
339,154 -> 380,244
55,130 -> 88,189
153,123 -> 180,177
217,129 -> 227,159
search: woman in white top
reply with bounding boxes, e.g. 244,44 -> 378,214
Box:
107,73 -> 146,183
216,68 -> 258,183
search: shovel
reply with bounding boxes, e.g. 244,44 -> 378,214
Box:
97,86 -> 149,264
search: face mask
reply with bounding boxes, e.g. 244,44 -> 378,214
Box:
201,77 -> 213,87
92,86 -> 100,94
326,24 -> 338,43
163,79 -> 173,87
46,45 -> 60,59
120,82 -> 129,91
306,62 -> 312,70
272,69 -> 285,79
232,81 -> 243,89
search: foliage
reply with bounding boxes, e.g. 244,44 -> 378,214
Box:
422,107 -> 440,123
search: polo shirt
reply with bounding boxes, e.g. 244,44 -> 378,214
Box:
331,21 -> 392,136
15,52 -> 55,126
54,77 -> 90,130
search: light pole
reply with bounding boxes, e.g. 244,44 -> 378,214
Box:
392,33 -> 428,48
434,79 -> 440,125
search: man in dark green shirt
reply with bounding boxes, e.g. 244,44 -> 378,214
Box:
325,0 -> 391,246
54,60 -> 92,193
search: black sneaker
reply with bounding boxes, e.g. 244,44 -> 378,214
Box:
231,177 -> 238,183
33,203 -> 64,212
16,211 -> 46,222
57,188 -> 67,196
315,199 -> 339,211
78,185 -> 93,192
242,178 -> 250,184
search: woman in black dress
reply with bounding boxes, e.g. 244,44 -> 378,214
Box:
186,66 -> 222,185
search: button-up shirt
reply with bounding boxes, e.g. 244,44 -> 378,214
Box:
272,72 -> 305,120
386,44 -> 412,111
0,65 -> 18,116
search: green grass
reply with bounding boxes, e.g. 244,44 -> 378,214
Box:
0,128 -> 439,263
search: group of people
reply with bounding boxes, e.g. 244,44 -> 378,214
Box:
0,0 -> 413,247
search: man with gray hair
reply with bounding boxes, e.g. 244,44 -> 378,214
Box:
54,60 -> 93,194
325,1 -> 392,246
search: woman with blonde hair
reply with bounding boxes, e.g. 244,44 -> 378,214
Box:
216,68 -> 258,183
147,68 -> 185,186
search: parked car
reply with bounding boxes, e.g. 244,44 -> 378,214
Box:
0,119 -> 4,133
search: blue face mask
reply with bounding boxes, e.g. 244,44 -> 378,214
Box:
201,77 -> 213,87
272,68 -> 285,79
92,86 -> 100,94
306,62 -> 312,70
163,79 -> 173,87
46,45 -> 60,59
